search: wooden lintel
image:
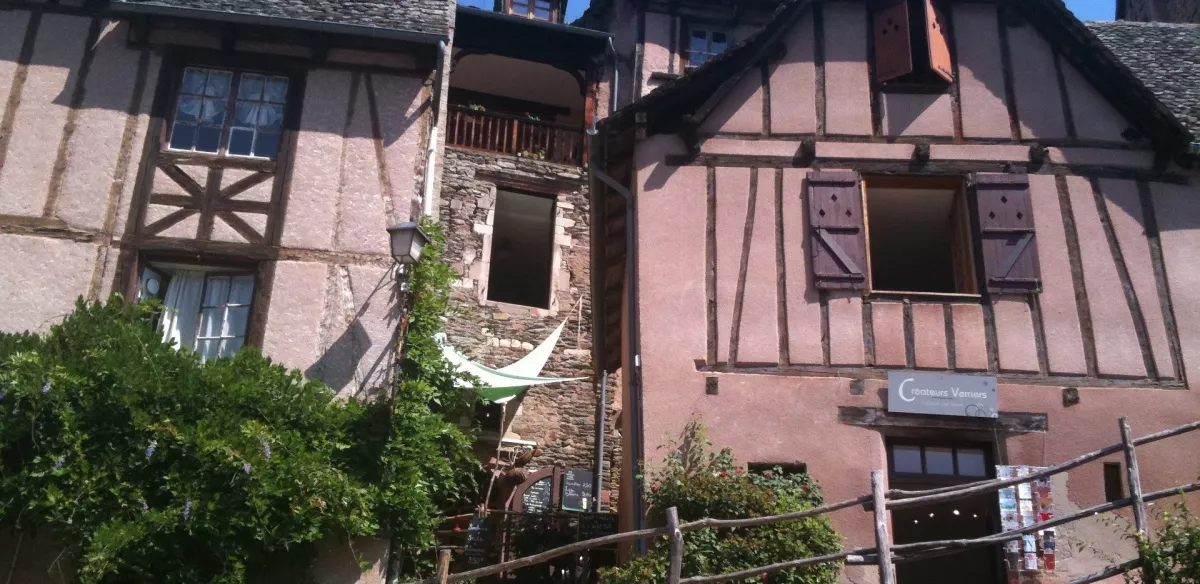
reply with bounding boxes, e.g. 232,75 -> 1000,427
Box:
838,406 -> 1049,434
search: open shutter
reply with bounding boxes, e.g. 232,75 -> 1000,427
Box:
973,174 -> 1040,294
809,170 -> 867,290
874,2 -> 913,83
925,0 -> 954,83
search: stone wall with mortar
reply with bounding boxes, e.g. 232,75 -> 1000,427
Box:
439,146 -> 621,507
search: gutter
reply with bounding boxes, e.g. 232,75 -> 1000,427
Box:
109,1 -> 449,45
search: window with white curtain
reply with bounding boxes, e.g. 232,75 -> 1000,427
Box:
140,265 -> 255,362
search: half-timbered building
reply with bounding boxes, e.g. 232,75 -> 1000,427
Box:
589,0 -> 1200,582
0,0 -> 454,579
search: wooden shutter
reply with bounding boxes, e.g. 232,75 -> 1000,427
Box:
809,170 -> 867,290
973,174 -> 1040,294
925,0 -> 954,83
874,2 -> 913,83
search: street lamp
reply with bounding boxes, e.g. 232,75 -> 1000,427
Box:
387,222 -> 430,266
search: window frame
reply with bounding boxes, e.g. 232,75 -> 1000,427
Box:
131,252 -> 268,354
484,187 -> 558,310
163,65 -> 294,161
682,23 -> 732,69
860,174 -> 981,299
505,0 -> 560,22
887,439 -> 995,487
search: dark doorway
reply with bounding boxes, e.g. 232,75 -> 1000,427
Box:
888,441 -> 1002,584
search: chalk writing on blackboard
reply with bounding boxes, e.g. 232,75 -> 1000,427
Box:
579,513 -> 619,542
522,476 -> 553,513
561,469 -> 594,512
464,517 -> 493,567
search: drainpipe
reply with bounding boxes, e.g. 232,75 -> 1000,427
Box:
385,37 -> 448,584
607,37 -> 619,116
592,370 -> 607,511
590,150 -> 645,553
421,39 -> 449,218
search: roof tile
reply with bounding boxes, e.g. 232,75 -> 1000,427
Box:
1089,20 -> 1200,138
120,0 -> 453,36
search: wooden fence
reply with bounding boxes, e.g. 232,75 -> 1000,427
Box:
445,106 -> 585,166
407,416 -> 1200,584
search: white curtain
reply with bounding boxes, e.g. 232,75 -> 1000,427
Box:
159,270 -> 206,351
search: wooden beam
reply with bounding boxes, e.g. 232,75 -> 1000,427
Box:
667,507 -> 683,584
872,470 -> 896,584
1120,417 -> 1155,584
837,406 -> 1049,433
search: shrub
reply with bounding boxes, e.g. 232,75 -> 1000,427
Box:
600,422 -> 841,584
0,221 -> 479,583
1129,500 -> 1200,584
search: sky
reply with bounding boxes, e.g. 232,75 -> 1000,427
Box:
457,0 -> 1117,24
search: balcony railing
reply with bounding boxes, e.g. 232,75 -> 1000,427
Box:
447,106 -> 585,166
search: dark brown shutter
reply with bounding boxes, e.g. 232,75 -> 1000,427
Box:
874,2 -> 913,83
973,174 -> 1041,293
925,0 -> 954,83
809,170 -> 867,290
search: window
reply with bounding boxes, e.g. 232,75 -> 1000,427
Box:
487,189 -> 556,308
140,265 -> 255,362
888,443 -> 990,478
863,176 -> 976,294
748,462 -> 808,476
807,171 -> 1040,295
168,67 -> 288,159
686,26 -> 730,68
1103,462 -> 1125,502
507,0 -> 557,21
872,0 -> 953,86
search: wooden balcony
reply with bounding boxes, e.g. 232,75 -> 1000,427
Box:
447,105 -> 586,166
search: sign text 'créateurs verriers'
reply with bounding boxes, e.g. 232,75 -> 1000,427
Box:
887,371 -> 999,418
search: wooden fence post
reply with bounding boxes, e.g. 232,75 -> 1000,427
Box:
436,549 -> 451,584
1120,417 -> 1155,584
667,506 -> 683,584
871,470 -> 896,584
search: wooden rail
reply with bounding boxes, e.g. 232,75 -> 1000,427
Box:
446,106 -> 585,166
405,416 -> 1200,584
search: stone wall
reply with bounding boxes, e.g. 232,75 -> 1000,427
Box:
439,147 -> 621,506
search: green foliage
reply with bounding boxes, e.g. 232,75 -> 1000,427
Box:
600,422 -> 841,584
0,218 -> 480,583
1128,500 -> 1200,584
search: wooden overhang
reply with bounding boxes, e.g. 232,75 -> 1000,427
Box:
454,7 -> 611,74
590,0 -> 1195,374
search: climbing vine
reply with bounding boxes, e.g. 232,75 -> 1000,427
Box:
0,219 -> 480,583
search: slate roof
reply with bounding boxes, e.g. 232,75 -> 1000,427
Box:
1089,21 -> 1200,138
113,0 -> 453,38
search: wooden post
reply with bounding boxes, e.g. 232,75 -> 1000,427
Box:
1120,417 -> 1155,584
436,548 -> 451,584
871,470 -> 896,584
667,506 -> 683,584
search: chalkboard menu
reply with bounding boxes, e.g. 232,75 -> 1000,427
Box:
579,513 -> 619,542
463,517 -> 493,567
561,469 -> 594,512
522,476 -> 554,513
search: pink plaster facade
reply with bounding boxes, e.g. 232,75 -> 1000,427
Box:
0,8 -> 435,400
604,2 -> 1200,582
